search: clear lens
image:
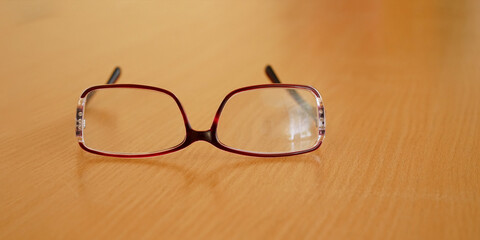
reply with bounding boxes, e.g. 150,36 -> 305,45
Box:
83,88 -> 186,154
216,87 -> 320,154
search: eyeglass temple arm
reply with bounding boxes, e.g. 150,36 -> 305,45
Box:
86,67 -> 121,102
265,65 -> 317,120
265,65 -> 282,84
106,67 -> 121,84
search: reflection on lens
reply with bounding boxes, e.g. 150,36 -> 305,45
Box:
216,87 -> 320,153
83,88 -> 185,154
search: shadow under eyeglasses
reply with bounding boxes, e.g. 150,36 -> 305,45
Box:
76,147 -> 324,202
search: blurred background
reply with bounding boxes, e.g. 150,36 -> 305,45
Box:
1,1 -> 479,131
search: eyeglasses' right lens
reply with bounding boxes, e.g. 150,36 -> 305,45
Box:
83,87 -> 186,154
216,87 -> 322,154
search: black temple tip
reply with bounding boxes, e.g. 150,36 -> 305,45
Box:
265,65 -> 281,83
107,67 -> 121,84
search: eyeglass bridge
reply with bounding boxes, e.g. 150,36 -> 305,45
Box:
187,129 -> 213,143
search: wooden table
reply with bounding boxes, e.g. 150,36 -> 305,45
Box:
1,1 -> 479,239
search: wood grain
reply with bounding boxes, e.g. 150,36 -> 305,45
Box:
0,1 -> 479,239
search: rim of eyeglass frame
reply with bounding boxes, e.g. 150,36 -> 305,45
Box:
76,66 -> 326,158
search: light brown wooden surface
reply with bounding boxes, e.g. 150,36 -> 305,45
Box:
1,1 -> 479,239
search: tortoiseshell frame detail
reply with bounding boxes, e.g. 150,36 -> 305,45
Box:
76,84 -> 325,158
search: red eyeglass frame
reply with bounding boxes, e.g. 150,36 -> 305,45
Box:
76,66 -> 326,158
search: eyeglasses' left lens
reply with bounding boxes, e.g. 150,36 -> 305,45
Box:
216,86 -> 323,154
82,87 -> 185,155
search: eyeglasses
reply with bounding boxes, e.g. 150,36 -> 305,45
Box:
76,65 -> 325,157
